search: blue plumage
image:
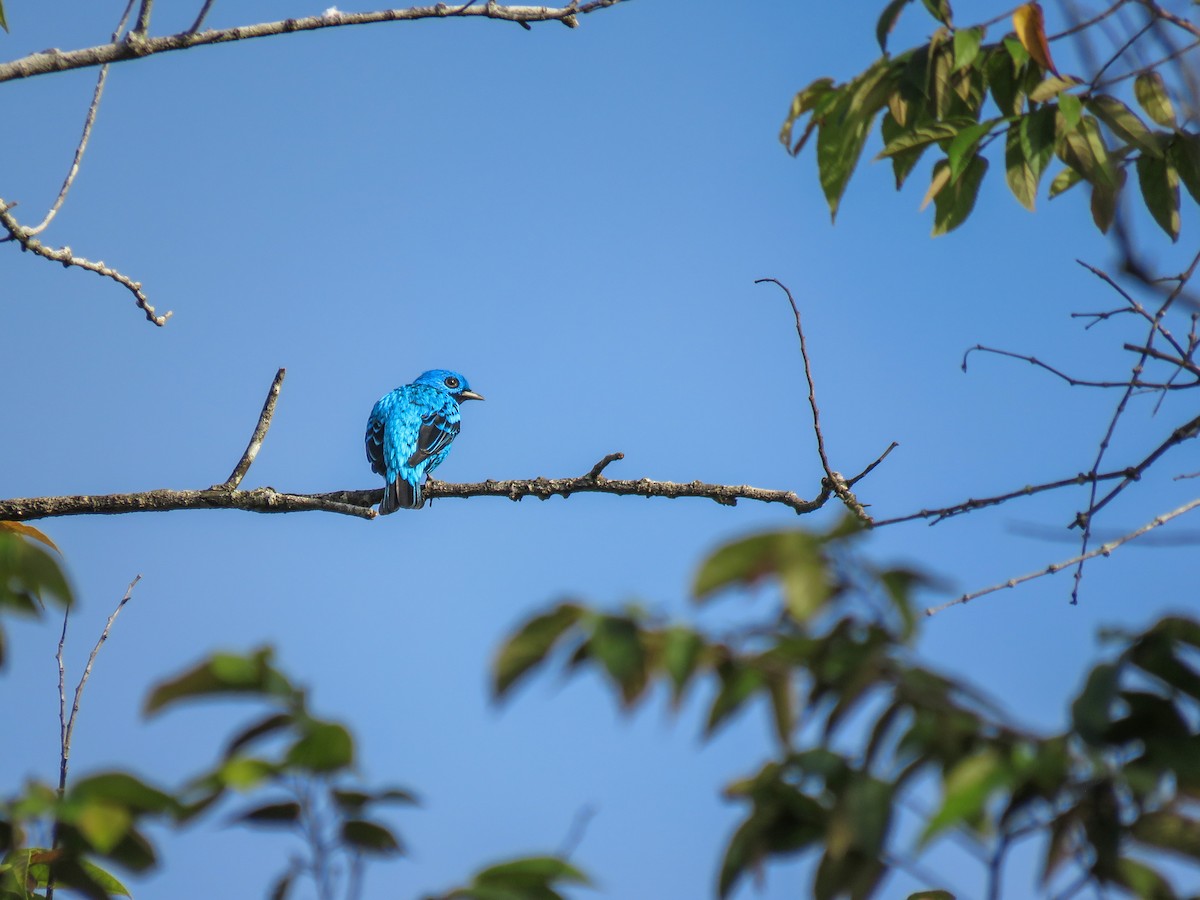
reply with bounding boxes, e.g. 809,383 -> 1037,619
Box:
366,370 -> 484,513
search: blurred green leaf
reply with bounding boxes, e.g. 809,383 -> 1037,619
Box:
72,772 -> 179,816
341,819 -> 403,856
588,615 -> 647,706
908,892 -> 956,900
707,661 -> 765,736
921,749 -> 1006,844
662,625 -> 705,707
73,802 -> 132,854
493,603 -> 583,698
285,721 -> 354,772
224,712 -> 294,758
932,155 -> 987,235
231,801 -> 301,827
144,648 -> 294,714
216,756 -> 277,791
0,2 -> 7,34
1136,154 -> 1181,241
0,532 -> 74,647
1057,92 -> 1082,130
473,855 -> 590,888
826,777 -> 892,862
1114,857 -> 1177,900
1134,72 -> 1177,128
694,530 -> 831,621
1132,811 -> 1200,861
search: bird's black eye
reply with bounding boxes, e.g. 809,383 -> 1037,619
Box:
444,376 -> 460,389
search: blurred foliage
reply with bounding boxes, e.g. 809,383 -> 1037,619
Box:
0,527 -> 72,669
781,1 -> 1200,237
496,515 -> 1200,899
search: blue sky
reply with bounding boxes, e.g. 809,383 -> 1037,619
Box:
3,1 -> 1199,898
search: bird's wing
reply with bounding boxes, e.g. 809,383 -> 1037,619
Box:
407,394 -> 461,469
365,398 -> 390,477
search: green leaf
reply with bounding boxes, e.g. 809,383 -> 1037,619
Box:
1028,76 -> 1078,104
908,893 -> 956,900
1057,92 -> 1082,130
1048,164 -> 1083,198
986,46 -> 1021,117
921,749 -> 1007,844
881,111 -> 926,190
662,625 -> 705,706
1058,116 -> 1118,190
1090,172 -> 1123,234
232,801 -> 301,827
693,530 -> 831,622
341,819 -> 403,856
1134,72 -> 1177,128
1087,95 -> 1161,157
931,155 -> 988,235
1003,35 -> 1030,67
1005,108 -> 1054,210
493,603 -> 583,697
588,615 -> 647,706
779,78 -> 836,153
76,861 -> 130,898
952,27 -> 983,71
0,1 -> 7,33
74,802 -> 132,854
920,0 -> 952,25
947,118 -> 1000,182
1168,131 -> 1200,204
1137,153 -> 1181,241
877,120 -> 967,158
876,0 -> 913,53
286,721 -> 354,772
144,648 -> 294,714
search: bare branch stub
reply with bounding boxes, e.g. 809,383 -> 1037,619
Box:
221,368 -> 287,490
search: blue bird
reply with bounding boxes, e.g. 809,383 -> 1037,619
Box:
365,369 -> 484,514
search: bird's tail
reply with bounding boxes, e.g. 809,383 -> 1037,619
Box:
380,475 -> 422,514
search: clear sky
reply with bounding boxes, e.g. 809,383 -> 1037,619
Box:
3,1 -> 1198,898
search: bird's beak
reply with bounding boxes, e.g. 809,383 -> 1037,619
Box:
459,390 -> 485,402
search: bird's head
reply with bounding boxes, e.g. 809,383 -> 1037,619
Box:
414,369 -> 484,402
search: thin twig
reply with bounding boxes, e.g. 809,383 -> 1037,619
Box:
847,441 -> 899,488
556,804 -> 597,858
964,343 -> 1196,389
756,278 -> 836,484
132,0 -> 154,35
872,468 -> 1137,527
0,199 -> 170,326
925,497 -> 1200,615
220,368 -> 286,489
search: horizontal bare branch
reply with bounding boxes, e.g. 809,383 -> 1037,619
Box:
0,468 -> 831,523
0,2 -> 627,84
